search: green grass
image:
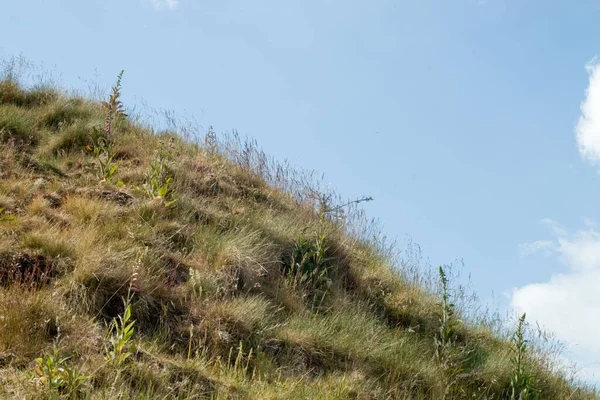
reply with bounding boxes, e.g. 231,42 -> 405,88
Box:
0,70 -> 597,399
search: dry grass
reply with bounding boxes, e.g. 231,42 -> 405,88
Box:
0,71 -> 597,399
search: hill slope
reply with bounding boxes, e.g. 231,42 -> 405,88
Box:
0,74 -> 596,399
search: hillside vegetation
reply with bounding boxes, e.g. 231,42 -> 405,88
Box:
0,69 -> 596,399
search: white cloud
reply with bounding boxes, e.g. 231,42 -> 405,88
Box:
576,59 -> 600,164
150,0 -> 179,10
512,222 -> 600,382
584,217 -> 597,228
518,240 -> 554,256
511,58 -> 600,384
541,217 -> 568,237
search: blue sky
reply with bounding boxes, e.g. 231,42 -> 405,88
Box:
4,0 -> 600,382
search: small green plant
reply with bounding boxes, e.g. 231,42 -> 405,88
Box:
105,289 -> 136,366
509,313 -> 538,400
284,195 -> 374,302
143,137 -> 177,206
34,348 -> 89,399
284,195 -> 373,291
0,207 -> 14,222
87,126 -> 119,181
284,221 -> 332,309
285,224 -> 332,294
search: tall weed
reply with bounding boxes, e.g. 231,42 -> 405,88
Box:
510,313 -> 538,400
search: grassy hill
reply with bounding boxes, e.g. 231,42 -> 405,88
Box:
0,69 -> 597,399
